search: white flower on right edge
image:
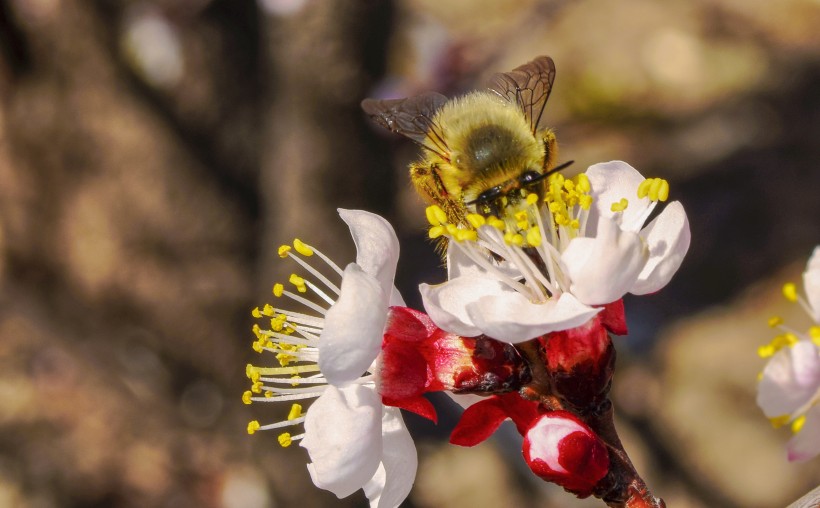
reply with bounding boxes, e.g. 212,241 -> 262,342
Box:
757,246 -> 820,462
419,160 -> 691,343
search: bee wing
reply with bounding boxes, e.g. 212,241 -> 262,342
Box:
489,56 -> 556,135
361,92 -> 450,160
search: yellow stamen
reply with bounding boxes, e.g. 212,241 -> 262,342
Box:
455,229 -> 477,242
428,225 -> 445,239
289,274 -> 307,293
611,198 -> 629,213
526,226 -> 542,247
757,344 -> 775,358
487,216 -> 506,231
466,214 -> 486,229
288,404 -> 303,420
526,193 -> 539,205
278,245 -> 292,258
293,239 -> 314,256
769,415 -> 790,429
768,316 -> 783,327
426,205 -> 447,227
278,432 -> 292,447
273,283 -> 284,297
782,283 -> 798,302
791,415 -> 806,434
637,179 -> 652,199
247,420 -> 260,434
242,391 -> 253,405
252,307 -> 262,318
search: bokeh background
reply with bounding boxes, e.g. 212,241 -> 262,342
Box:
0,0 -> 819,506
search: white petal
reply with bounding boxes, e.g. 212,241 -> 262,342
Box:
466,292 -> 600,343
803,246 -> 820,322
319,264 -> 387,385
419,276 -> 507,337
301,385 -> 383,498
389,286 -> 406,307
446,242 -> 519,281
338,209 -> 400,297
363,407 -> 417,508
757,341 -> 820,417
585,161 -> 650,231
631,201 -> 691,295
787,405 -> 820,462
562,218 -> 647,306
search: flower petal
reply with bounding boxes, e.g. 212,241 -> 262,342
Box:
363,407 -> 417,508
338,209 -> 400,296
585,161 -> 650,231
466,292 -> 600,343
787,405 -> 820,462
419,276 -> 508,337
803,245 -> 820,322
562,218 -> 647,305
630,201 -> 691,295
301,385 -> 383,498
757,341 -> 820,417
319,263 -> 388,385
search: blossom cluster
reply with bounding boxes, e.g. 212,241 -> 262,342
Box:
244,161 -> 691,506
756,246 -> 820,462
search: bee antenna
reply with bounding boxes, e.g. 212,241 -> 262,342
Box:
540,159 -> 574,179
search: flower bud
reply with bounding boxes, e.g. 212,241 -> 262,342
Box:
522,411 -> 609,496
540,316 -> 615,409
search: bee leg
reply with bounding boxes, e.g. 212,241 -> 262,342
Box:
539,129 -> 558,171
410,163 -> 466,225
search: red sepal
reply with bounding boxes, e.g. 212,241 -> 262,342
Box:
383,395 -> 438,424
599,299 -> 627,336
449,397 -> 507,446
495,392 -> 540,436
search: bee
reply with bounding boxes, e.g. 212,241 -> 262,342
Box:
362,56 -> 571,226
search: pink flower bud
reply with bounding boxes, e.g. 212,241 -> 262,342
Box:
522,411 -> 609,497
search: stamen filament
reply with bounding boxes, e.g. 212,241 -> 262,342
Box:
285,252 -> 341,296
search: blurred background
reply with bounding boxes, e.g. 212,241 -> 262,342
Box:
0,0 -> 818,506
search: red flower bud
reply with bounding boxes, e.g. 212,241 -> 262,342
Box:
540,316 -> 615,409
522,411 -> 610,497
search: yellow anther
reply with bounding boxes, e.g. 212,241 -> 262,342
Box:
782,283 -> 798,302
251,381 -> 263,394
273,283 -> 284,297
445,224 -> 459,236
242,391 -> 253,405
768,316 -> 783,327
548,202 -> 563,214
428,225 -> 445,239
810,326 -> 820,341
511,234 -> 524,247
466,214 -> 486,228
637,179 -> 652,199
262,304 -> 275,317
575,173 -> 591,193
252,307 -> 262,318
455,229 -> 478,242
657,179 -> 670,201
252,340 -> 265,353
579,195 -> 593,210
648,178 -> 664,201
488,216 -> 506,230
288,404 -> 303,420
563,180 -> 575,191
769,415 -> 790,429
247,420 -> 260,435
526,193 -> 539,205
252,324 -> 263,339
569,219 -> 580,230
278,432 -> 292,447
290,375 -> 301,386
611,198 -> 629,213
289,274 -> 307,293
756,371 -> 763,382
278,245 -> 292,258
276,352 -> 295,366
757,344 -> 775,358
526,226 -> 542,247
246,364 -> 259,379
264,390 -> 273,398
791,415 -> 806,434
293,239 -> 314,257
426,205 -> 447,227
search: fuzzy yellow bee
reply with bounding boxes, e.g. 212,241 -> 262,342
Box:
362,56 -> 571,226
